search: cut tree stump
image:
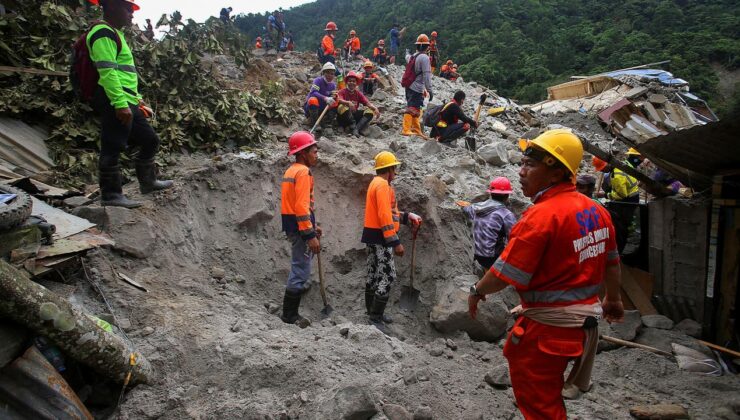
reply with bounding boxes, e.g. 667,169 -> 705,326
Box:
0,259 -> 152,385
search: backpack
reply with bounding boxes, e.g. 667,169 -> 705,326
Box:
400,53 -> 420,88
422,101 -> 451,127
70,22 -> 121,103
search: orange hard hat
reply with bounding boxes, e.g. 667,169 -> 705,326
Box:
288,131 -> 317,156
349,30 -> 356,36
446,59 -> 453,65
431,31 -> 438,37
592,156 -> 608,171
378,39 -> 385,46
415,34 -> 430,45
325,21 -> 338,31
89,0 -> 140,11
363,61 -> 374,68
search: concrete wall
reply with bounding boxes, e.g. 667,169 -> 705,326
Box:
649,196 -> 709,321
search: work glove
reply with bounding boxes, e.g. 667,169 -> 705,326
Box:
325,97 -> 335,106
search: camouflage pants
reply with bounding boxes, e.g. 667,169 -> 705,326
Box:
366,244 -> 396,297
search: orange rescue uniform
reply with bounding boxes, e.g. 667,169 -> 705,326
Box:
493,182 -> 619,420
281,163 -> 316,240
361,176 -> 408,247
350,36 -> 361,53
322,34 -> 337,57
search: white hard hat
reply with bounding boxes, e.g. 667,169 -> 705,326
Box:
321,62 -> 336,72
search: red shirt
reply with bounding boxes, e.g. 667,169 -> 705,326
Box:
338,88 -> 369,109
491,183 -> 619,308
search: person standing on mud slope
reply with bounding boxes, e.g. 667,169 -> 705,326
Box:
467,129 -> 624,420
362,152 -> 422,333
280,131 -> 322,329
401,34 -> 433,137
86,0 -> 173,208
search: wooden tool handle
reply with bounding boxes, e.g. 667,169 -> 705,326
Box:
317,252 -> 328,306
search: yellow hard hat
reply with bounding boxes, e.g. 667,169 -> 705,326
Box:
519,129 -> 583,177
374,151 -> 401,170
626,147 -> 641,156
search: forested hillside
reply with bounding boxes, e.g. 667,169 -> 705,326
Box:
236,0 -> 739,115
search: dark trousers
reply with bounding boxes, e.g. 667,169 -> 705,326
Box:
337,109 -> 372,127
93,88 -> 159,169
434,123 -> 469,143
405,88 -> 424,109
362,79 -> 376,96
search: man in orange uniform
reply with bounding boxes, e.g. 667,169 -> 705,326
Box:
344,29 -> 361,58
255,36 -> 262,49
373,39 -> 388,66
429,31 -> 439,74
280,131 -> 322,329
320,21 -> 338,64
468,129 -> 624,420
362,152 -> 422,332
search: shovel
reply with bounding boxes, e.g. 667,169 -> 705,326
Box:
465,93 -> 487,151
316,251 -> 333,318
399,229 -> 420,311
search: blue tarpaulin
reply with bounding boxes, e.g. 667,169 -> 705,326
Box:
606,69 -> 688,87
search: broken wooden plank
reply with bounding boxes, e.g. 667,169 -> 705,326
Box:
621,263 -> 658,315
117,272 -> 148,292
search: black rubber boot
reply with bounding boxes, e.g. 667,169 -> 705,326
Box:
365,286 -> 392,323
307,108 -> 319,128
280,289 -> 310,329
135,158 -> 174,194
352,115 -> 372,137
368,293 -> 390,332
99,166 -> 141,208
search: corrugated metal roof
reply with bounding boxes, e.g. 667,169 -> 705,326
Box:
0,117 -> 53,175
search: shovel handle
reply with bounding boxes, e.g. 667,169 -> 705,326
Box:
310,105 -> 331,134
317,252 -> 329,306
409,236 -> 417,288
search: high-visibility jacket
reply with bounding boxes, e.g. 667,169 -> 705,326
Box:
608,167 -> 639,201
322,34 -> 336,57
87,23 -> 141,109
281,163 -> 316,240
350,37 -> 361,53
255,41 -> 262,49
361,176 -> 408,247
373,47 -> 386,60
491,183 -> 619,308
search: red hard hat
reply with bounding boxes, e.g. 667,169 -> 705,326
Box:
325,21 -> 338,31
487,177 -> 513,194
345,71 -> 360,81
288,131 -> 317,156
592,156 -> 608,171
89,0 -> 140,11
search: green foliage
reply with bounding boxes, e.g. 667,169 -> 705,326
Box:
0,1 -> 289,185
241,0 -> 739,115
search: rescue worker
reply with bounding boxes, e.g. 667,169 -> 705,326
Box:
373,39 -> 388,65
87,0 -> 173,208
456,177 -> 517,271
304,62 -> 337,130
336,71 -> 380,137
609,149 -> 640,202
429,31 -> 439,74
280,131 -> 321,329
388,23 -> 405,64
254,36 -> 262,49
430,90 -> 478,144
467,129 -> 624,420
449,64 -> 460,81
219,6 -> 232,24
143,18 -> 154,40
360,61 -> 379,96
320,21 -> 338,64
362,151 -> 422,332
344,29 -> 361,58
439,59 -> 452,79
286,30 -> 294,51
597,150 -> 640,254
402,34 -> 433,138
267,10 -> 282,49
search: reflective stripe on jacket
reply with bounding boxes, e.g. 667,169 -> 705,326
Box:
361,176 -> 407,247
87,23 -> 140,109
491,183 -> 620,308
281,163 -> 316,240
608,168 -> 639,201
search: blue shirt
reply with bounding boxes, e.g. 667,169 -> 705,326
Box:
389,28 -> 400,47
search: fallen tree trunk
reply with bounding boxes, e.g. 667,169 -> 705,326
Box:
0,259 -> 152,385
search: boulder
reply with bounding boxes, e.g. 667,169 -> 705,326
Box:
673,319 -> 701,338
383,404 -> 412,420
642,314 -> 674,330
315,385 -> 377,420
429,275 -> 511,341
105,207 -> 156,259
610,310 -> 642,341
363,125 -> 384,139
635,328 -> 705,354
69,206 -> 108,228
477,143 -> 508,166
63,196 -> 93,208
372,90 -> 388,101
484,363 -> 511,389
420,140 -> 442,155
413,405 -> 434,420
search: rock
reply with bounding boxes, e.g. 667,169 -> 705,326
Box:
211,267 -> 226,279
521,127 -> 540,139
69,206 -> 108,228
507,150 -> 522,164
267,303 -> 280,314
635,328 -> 704,354
428,347 -> 443,357
611,310 -> 642,341
441,173 -> 455,185
389,140 -> 401,152
445,339 -> 457,351
477,143 -> 509,166
294,72 -> 307,83
413,405 -> 434,420
383,404 -> 413,420
106,207 -> 156,259
455,157 -> 477,171
484,364 -> 511,389
233,275 -> 246,284
629,404 -> 688,419
299,391 -> 309,403
364,125 -> 384,139
429,275 -> 511,341
420,140 -> 442,155
339,327 -> 349,336
673,319 -> 701,338
642,314 -> 674,330
403,371 -> 419,385
141,326 -> 155,336
237,203 -> 274,232
373,90 -> 388,101
315,385 -> 377,420
63,196 -> 93,207
317,138 -> 339,154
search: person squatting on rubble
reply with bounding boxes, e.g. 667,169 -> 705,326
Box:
335,71 -> 380,137
344,29 -> 361,59
362,152 -> 422,332
401,34 -> 433,137
279,131 -> 322,329
456,177 -> 517,271
468,129 -> 624,420
440,60 -> 452,79
87,0 -> 173,208
304,62 -> 337,132
319,21 -> 339,64
360,61 -> 380,96
373,39 -> 388,66
430,90 -> 478,144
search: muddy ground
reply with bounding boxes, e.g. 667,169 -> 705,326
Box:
63,52 -> 740,419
